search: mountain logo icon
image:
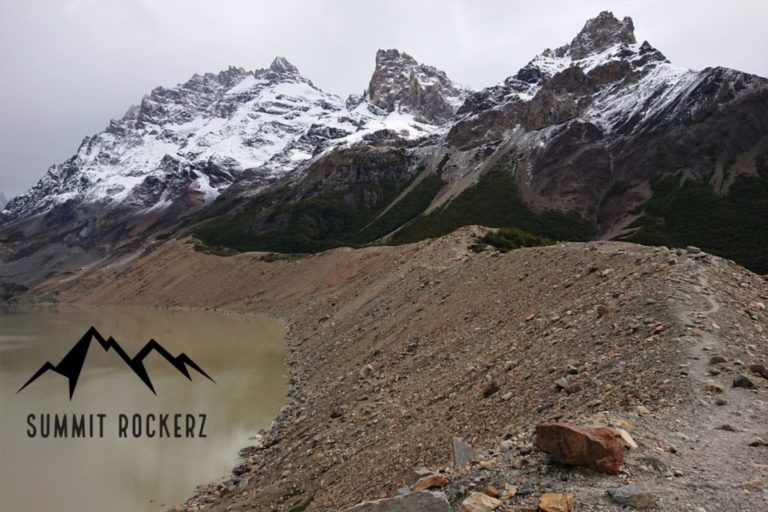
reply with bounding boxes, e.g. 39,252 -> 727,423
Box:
17,326 -> 215,399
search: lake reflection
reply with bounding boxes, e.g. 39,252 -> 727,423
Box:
0,305 -> 288,512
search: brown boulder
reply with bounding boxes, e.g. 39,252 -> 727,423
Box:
538,492 -> 576,512
461,491 -> 501,512
535,422 -> 626,474
412,474 -> 449,491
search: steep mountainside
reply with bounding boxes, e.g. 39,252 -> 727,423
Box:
2,57 -> 451,224
191,12 -> 768,272
0,53 -> 464,289
2,11 -> 767,296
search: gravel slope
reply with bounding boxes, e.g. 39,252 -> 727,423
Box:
34,228 -> 768,511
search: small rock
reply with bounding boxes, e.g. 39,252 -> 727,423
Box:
516,484 -> 533,496
359,364 -> 374,379
616,428 -> 638,449
408,467 -> 434,486
596,305 -> 612,318
733,375 -> 756,389
608,484 -> 657,509
461,491 -> 501,512
345,491 -> 450,511
716,424 -> 738,432
709,355 -> 728,364
481,376 -> 500,398
500,440 -> 514,452
565,382 -> 583,394
412,474 -> 449,491
538,492 -> 575,512
736,479 -> 763,491
707,383 -> 724,394
501,391 -> 514,401
504,483 -> 518,497
453,438 -> 478,470
519,446 -> 532,456
483,486 -> 499,498
686,246 -> 701,254
715,397 -> 727,406
749,364 -> 768,380
636,405 -> 651,415
748,437 -> 768,447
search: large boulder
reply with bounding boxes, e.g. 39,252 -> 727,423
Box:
535,422 -> 626,474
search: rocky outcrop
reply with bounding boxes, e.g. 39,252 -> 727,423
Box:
565,11 -> 636,59
367,49 -> 467,124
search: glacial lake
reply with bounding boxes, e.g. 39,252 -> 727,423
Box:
0,305 -> 288,512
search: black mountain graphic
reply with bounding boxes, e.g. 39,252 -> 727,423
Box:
17,326 -> 214,399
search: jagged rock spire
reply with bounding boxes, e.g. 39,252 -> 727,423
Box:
269,56 -> 299,75
568,11 -> 636,59
366,49 -> 467,124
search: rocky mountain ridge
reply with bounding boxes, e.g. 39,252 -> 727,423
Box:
2,11 -> 767,295
2,55 -> 455,224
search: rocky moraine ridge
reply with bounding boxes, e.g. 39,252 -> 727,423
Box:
36,229 -> 768,511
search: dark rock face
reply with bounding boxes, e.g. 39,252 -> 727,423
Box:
567,11 -> 636,59
367,49 -> 466,124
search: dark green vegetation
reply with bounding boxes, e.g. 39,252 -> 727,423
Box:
470,227 -> 552,253
622,163 -> 768,274
194,151 -> 595,255
391,154 -> 595,244
195,181 -> 402,253
354,155 -> 448,242
194,152 -> 447,253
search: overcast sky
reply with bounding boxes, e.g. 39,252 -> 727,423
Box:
1,0 -> 766,198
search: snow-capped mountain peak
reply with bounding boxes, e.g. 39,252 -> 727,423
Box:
268,56 -> 300,75
564,10 -> 636,60
2,52 -> 465,223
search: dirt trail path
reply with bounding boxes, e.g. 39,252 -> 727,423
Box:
667,257 -> 768,511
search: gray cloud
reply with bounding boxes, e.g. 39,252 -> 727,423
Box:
1,0 -> 766,197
